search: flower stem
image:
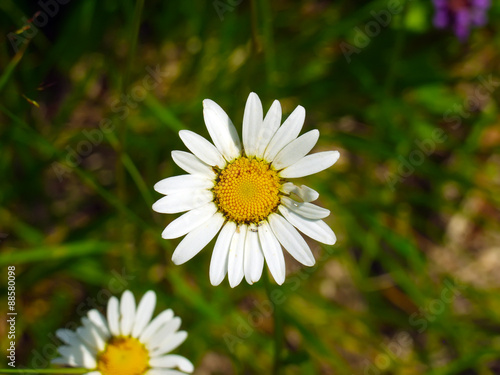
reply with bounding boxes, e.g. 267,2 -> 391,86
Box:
264,272 -> 284,374
0,369 -> 89,374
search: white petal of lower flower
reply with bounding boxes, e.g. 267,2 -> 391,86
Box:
79,347 -> 98,369
152,190 -> 213,214
179,130 -> 226,168
75,327 -> 98,354
228,224 -> 247,288
171,212 -> 225,265
147,317 -> 182,351
83,317 -> 107,346
272,129 -> 319,170
58,344 -> 97,369
162,203 -> 218,239
139,309 -> 174,344
146,369 -> 189,375
149,354 -> 194,373
269,212 -> 315,267
258,220 -> 286,285
79,317 -> 105,352
203,99 -> 241,161
120,290 -> 136,337
281,196 -> 330,220
171,151 -> 215,178
281,182 -> 319,202
279,150 -> 340,178
150,331 -> 188,357
53,354 -> 84,368
255,100 -> 281,156
57,345 -> 72,357
242,92 -> 263,157
131,290 -> 157,338
106,296 -> 120,337
210,221 -> 237,286
87,310 -> 110,340
83,372 -> 101,375
55,329 -> 80,346
263,105 -> 305,161
154,175 -> 214,195
51,357 -> 68,365
244,224 -> 265,284
278,205 -> 336,245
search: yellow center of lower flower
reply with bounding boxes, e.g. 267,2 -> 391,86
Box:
213,157 -> 281,224
97,337 -> 149,375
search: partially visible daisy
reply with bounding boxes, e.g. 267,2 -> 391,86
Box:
153,92 -> 339,287
52,290 -> 193,375
433,0 -> 491,41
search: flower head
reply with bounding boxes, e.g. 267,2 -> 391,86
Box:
433,0 -> 491,41
153,92 -> 339,287
52,290 -> 193,375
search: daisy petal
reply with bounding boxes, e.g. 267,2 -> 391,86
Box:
147,317 -> 182,351
56,345 -> 73,358
80,317 -> 105,352
149,354 -> 194,373
55,329 -> 80,346
281,182 -> 319,202
255,100 -> 281,157
150,331 -> 188,357
258,220 -> 286,285
78,345 -> 98,369
74,329 -> 97,355
87,310 -> 110,340
171,151 -> 215,178
278,205 -> 336,245
269,213 -> 315,267
272,130 -> 319,170
152,190 -> 213,214
242,92 -> 264,157
228,224 -> 247,288
279,151 -> 340,178
146,369 -> 188,375
210,221 -> 237,286
120,290 -> 136,337
244,224 -> 265,284
203,99 -> 241,161
55,352 -> 74,367
106,296 -> 120,337
281,196 -> 330,220
263,105 -> 305,161
140,309 -> 174,344
132,291 -> 157,338
179,130 -> 226,168
58,344 -> 97,369
154,175 -> 214,195
171,212 -> 225,265
83,372 -> 101,375
162,203 -> 218,239
51,357 -> 69,365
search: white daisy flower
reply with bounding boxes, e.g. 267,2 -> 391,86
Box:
52,290 -> 193,375
153,92 -> 339,287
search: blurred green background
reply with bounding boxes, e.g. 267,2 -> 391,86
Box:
1,0 -> 500,374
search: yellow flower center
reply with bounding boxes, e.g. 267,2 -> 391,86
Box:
97,337 -> 149,375
213,157 -> 281,224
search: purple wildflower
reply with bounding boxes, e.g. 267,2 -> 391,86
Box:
432,0 -> 491,41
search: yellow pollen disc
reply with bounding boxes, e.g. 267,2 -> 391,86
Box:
97,337 -> 149,375
213,157 -> 281,224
